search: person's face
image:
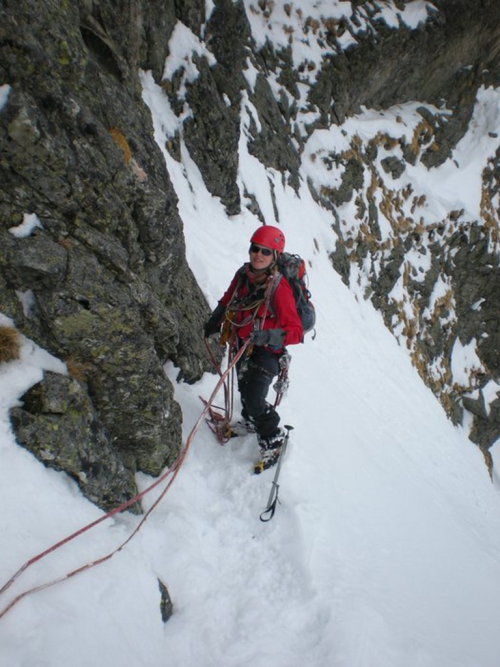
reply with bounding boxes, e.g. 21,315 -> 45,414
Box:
249,243 -> 274,270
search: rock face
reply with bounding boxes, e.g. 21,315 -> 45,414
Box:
10,372 -> 139,512
2,0 -> 500,506
0,0 -> 213,509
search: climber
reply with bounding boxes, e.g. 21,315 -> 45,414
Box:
204,225 -> 303,473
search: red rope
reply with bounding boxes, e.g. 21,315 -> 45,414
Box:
204,337 -> 231,406
203,338 -> 237,440
0,340 -> 250,620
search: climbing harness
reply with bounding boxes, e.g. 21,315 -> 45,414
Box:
202,270 -> 277,443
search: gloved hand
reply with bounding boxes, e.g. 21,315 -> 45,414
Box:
204,303 -> 226,338
250,328 -> 285,349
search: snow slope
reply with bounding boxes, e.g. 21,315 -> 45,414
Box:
2,4 -> 500,665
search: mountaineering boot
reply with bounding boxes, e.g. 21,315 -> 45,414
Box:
254,428 -> 285,474
229,419 -> 256,438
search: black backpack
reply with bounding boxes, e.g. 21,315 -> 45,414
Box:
274,252 -> 316,336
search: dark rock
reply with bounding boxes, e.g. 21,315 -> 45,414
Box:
182,57 -> 241,215
2,231 -> 68,290
329,243 -> 350,286
247,73 -> 301,193
11,372 -> 139,512
462,394 -> 487,420
381,156 -> 406,180
158,578 -> 174,622
468,393 -> 500,450
0,0 -> 213,505
205,0 -> 250,105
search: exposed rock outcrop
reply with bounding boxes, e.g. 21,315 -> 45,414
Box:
0,0 -> 213,509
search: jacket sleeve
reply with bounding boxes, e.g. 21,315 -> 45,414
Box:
272,278 -> 303,345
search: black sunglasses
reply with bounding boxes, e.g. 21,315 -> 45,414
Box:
250,244 -> 273,256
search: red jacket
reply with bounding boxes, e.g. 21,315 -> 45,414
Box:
220,263 -> 303,349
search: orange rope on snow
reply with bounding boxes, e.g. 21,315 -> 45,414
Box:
0,340 -> 250,620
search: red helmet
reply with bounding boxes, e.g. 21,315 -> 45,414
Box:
250,226 -> 285,253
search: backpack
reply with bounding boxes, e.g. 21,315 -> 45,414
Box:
274,252 -> 316,336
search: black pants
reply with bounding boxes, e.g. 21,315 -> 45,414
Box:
237,346 -> 281,439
